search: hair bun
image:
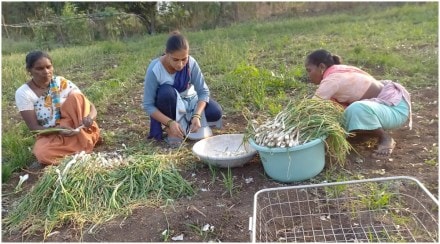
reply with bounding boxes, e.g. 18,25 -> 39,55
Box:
170,30 -> 181,36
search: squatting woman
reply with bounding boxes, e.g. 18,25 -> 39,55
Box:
143,31 -> 222,146
305,49 -> 411,159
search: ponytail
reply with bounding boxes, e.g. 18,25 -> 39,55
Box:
165,31 -> 189,53
306,49 -> 342,67
332,55 -> 342,65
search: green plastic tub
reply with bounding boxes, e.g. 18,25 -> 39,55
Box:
249,137 -> 326,182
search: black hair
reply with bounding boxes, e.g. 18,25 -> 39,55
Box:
306,49 -> 342,67
165,31 -> 189,53
25,50 -> 52,70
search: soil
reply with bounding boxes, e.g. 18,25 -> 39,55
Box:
2,85 -> 438,242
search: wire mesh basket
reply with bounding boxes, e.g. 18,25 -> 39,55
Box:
250,176 -> 439,242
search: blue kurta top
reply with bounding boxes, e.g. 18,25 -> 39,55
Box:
142,55 -> 210,116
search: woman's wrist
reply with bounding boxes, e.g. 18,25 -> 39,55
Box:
192,113 -> 201,120
165,119 -> 175,127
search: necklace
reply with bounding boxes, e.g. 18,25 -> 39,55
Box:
31,78 -> 48,90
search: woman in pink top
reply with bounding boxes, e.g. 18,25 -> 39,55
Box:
305,49 -> 411,159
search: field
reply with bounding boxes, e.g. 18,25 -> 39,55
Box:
2,3 -> 438,242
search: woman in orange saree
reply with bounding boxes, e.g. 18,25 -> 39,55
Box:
15,51 -> 100,167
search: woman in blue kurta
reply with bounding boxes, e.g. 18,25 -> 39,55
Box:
143,31 -> 222,146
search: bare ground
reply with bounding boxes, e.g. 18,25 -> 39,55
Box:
2,85 -> 438,242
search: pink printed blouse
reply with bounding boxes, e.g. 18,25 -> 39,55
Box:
314,64 -> 379,104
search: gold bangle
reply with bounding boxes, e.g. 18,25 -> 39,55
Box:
192,113 -> 201,119
166,119 -> 175,127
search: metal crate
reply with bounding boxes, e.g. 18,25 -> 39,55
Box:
250,176 -> 439,242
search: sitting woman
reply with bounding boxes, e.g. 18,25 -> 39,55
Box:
15,51 -> 100,168
143,31 -> 222,146
305,49 -> 411,159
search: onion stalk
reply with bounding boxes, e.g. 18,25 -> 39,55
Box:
245,98 -> 353,166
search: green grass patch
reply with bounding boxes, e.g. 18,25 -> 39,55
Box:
424,144 -> 438,167
221,167 -> 234,197
2,123 -> 35,182
220,63 -> 307,114
359,183 -> 395,210
2,3 -> 437,185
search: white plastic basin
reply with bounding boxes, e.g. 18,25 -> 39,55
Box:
192,134 -> 257,168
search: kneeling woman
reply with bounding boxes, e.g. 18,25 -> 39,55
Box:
143,31 -> 222,146
15,51 -> 100,167
305,49 -> 411,159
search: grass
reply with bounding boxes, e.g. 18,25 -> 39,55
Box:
358,182 -> 395,210
424,144 -> 438,167
2,4 -> 436,179
323,174 -> 349,199
1,2 -> 438,238
2,123 -> 35,180
221,167 -> 234,197
2,0 -> 438,221
207,163 -> 218,185
185,222 -> 217,242
222,63 -> 307,113
161,212 -> 172,242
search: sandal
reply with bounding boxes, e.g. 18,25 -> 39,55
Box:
164,137 -> 183,149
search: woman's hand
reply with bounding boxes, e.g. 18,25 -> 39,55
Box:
82,115 -> 94,128
189,116 -> 201,133
58,125 -> 80,137
84,102 -> 98,128
167,120 -> 185,139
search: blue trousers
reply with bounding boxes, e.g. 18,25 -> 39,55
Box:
156,84 -> 222,122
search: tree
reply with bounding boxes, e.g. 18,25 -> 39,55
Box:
115,2 -> 157,35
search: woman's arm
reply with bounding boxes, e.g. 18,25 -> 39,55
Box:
188,57 -> 210,133
143,60 -> 176,125
19,110 -> 46,131
20,110 -> 78,136
82,102 -> 97,128
189,101 -> 207,133
143,59 -> 161,116
190,57 -> 210,103
15,87 -> 46,131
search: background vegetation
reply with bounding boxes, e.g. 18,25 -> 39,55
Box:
2,2 -> 407,52
2,2 -> 438,182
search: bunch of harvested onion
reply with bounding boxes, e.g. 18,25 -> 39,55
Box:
4,151 -> 194,239
31,127 -> 72,135
31,125 -> 85,135
246,98 -> 352,165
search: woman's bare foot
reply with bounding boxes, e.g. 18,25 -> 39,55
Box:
372,138 -> 396,159
27,161 -> 45,170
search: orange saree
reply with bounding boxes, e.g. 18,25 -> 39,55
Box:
33,92 -> 100,165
